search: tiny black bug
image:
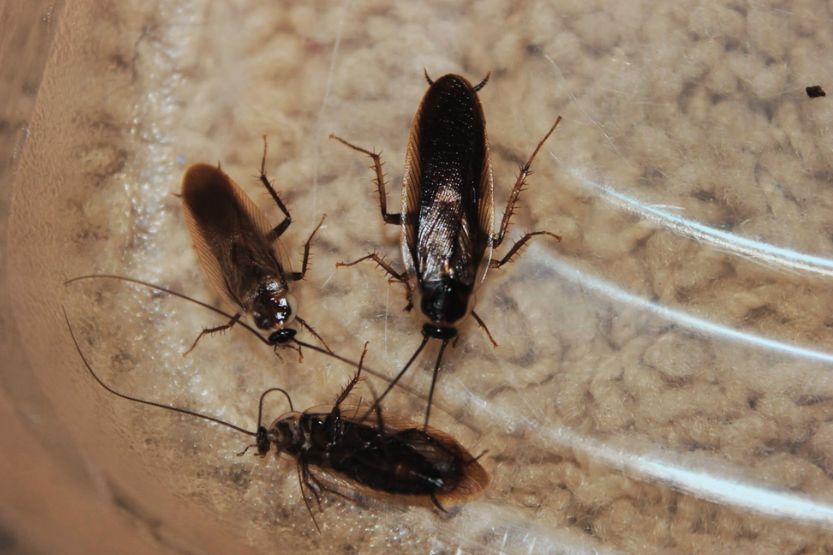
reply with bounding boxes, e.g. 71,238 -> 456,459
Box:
65,310 -> 489,531
180,138 -> 328,356
806,85 -> 826,98
331,72 -> 562,426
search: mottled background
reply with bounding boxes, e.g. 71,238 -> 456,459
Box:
3,1 -> 833,553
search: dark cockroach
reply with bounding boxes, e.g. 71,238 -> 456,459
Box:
331,72 -> 562,426
806,85 -> 826,98
180,138 -> 328,356
65,310 -> 489,531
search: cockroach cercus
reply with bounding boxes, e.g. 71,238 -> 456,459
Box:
331,71 -> 562,426
65,310 -> 490,531
179,137 -> 328,356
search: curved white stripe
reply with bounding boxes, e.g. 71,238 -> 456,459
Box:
537,250 -> 833,364
544,421 -> 833,527
456,386 -> 833,527
568,169 -> 833,277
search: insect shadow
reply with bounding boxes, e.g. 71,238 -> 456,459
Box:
331,71 -> 562,426
64,309 -> 490,532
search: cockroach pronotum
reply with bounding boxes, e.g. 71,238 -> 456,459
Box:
331,72 -> 562,426
65,310 -> 490,531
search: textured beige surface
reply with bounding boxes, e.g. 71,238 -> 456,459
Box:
4,0 -> 833,553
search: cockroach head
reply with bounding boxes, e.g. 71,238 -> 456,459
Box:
268,328 -> 297,345
420,280 -> 471,328
256,426 -> 271,456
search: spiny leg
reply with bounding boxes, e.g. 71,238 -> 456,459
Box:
490,231 -> 561,269
333,342 -> 368,410
288,214 -> 326,281
491,116 -> 562,249
360,335 -> 430,422
423,339 -> 450,429
183,313 -> 242,356
336,253 -> 413,311
329,134 -> 402,225
259,136 -> 293,242
471,310 -> 498,348
295,316 -> 331,353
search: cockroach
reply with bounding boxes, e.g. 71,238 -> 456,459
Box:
179,138 -> 328,356
65,310 -> 489,531
331,72 -> 562,426
806,85 -> 826,98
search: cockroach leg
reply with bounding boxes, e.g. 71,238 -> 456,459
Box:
289,214 -> 327,281
296,461 -> 322,532
332,343 -> 367,410
295,316 -> 331,353
258,136 -> 293,242
471,310 -> 498,348
307,468 -> 354,504
274,340 -> 303,363
329,134 -> 402,225
489,230 -> 561,269
336,253 -> 413,311
183,312 -> 243,356
236,442 -> 259,457
491,116 -> 562,249
430,493 -> 451,514
360,335 -> 430,422
363,380 -> 386,431
424,339 -> 451,429
303,466 -> 324,510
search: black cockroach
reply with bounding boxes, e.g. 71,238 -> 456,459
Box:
179,138 -> 328,356
65,310 -> 490,531
331,72 -> 562,426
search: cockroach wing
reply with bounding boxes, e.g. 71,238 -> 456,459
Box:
180,164 -> 293,307
401,110 -> 422,280
363,413 -> 491,502
476,133 -> 495,285
400,74 -> 494,288
388,420 -> 490,503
